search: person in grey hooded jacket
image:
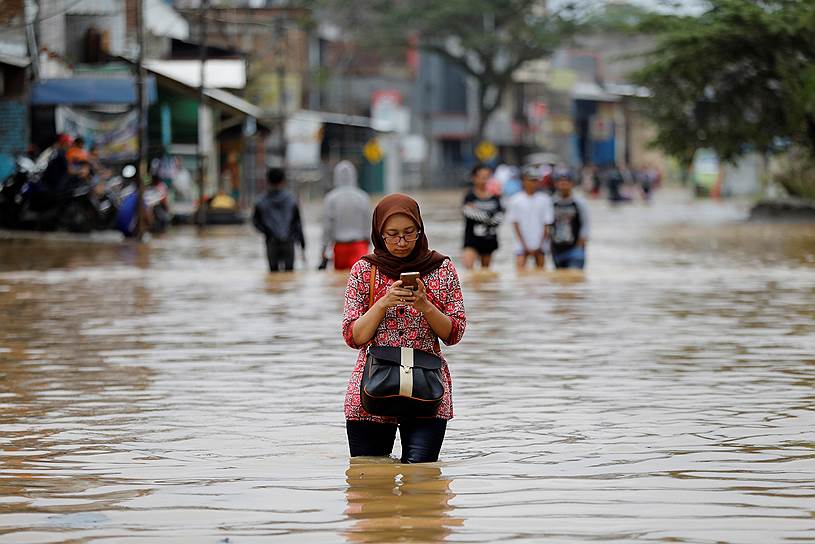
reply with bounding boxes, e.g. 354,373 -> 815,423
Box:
321,161 -> 371,270
253,167 -> 306,272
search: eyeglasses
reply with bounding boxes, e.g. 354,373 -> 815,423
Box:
382,231 -> 421,244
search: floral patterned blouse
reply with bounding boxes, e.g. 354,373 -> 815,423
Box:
342,258 -> 467,423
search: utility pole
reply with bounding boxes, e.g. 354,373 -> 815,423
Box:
24,0 -> 39,81
195,0 -> 209,228
275,16 -> 287,168
135,0 -> 147,239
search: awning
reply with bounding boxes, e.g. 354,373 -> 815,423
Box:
144,59 -> 246,89
204,87 -> 263,119
0,53 -> 29,68
605,82 -> 652,99
292,110 -> 382,130
145,66 -> 262,119
572,81 -> 620,102
31,77 -> 157,106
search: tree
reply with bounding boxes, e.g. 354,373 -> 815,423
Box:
630,0 -> 815,168
312,0 -> 577,145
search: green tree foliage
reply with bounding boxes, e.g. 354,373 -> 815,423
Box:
631,0 -> 815,166
312,0 -> 577,143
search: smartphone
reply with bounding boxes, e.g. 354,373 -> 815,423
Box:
399,271 -> 420,290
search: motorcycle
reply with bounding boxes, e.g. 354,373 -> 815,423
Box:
1,156 -> 123,233
0,157 -> 36,228
1,158 -> 172,236
111,166 -> 170,237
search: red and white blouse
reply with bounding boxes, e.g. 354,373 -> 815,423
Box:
342,258 -> 467,423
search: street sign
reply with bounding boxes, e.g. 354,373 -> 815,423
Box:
475,140 -> 497,162
363,138 -> 384,164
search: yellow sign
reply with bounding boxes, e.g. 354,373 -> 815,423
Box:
551,115 -> 574,135
363,138 -> 384,163
549,68 -> 577,92
250,73 -> 302,113
475,140 -> 497,162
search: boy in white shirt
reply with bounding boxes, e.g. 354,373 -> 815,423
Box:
506,168 -> 554,269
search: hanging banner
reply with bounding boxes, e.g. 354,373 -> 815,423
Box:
55,107 -> 139,161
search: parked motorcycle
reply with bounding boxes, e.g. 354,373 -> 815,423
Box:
1,158 -> 172,236
1,157 -> 122,233
109,166 -> 169,237
0,157 -> 36,228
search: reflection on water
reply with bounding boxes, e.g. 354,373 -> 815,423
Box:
1,190 -> 814,542
344,460 -> 461,543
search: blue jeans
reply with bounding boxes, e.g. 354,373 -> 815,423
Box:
553,246 -> 585,269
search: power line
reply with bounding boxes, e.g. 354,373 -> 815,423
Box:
176,9 -> 300,31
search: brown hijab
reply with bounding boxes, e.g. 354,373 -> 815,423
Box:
361,193 -> 447,279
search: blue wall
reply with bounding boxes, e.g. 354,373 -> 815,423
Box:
0,100 -> 28,179
573,99 -> 616,167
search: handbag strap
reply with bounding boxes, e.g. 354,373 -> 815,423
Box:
368,264 -> 377,309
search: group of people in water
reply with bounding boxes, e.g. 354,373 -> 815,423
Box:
461,163 -> 589,271
252,161 -> 590,274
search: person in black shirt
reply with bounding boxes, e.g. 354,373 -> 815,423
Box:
551,169 -> 590,270
461,164 -> 504,270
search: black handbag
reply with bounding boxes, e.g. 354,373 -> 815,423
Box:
360,345 -> 445,417
359,266 -> 444,417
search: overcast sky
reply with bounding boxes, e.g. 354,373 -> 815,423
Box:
550,0 -> 708,15
626,0 -> 707,13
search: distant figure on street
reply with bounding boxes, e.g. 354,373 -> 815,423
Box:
321,161 -> 371,270
551,169 -> 590,270
605,163 -> 630,203
73,160 -> 94,185
66,137 -> 89,173
461,164 -> 503,270
506,167 -> 554,269
252,167 -> 306,272
40,134 -> 72,193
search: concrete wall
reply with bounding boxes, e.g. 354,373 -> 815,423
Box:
64,13 -> 126,63
573,32 -> 656,84
38,11 -> 67,57
723,153 -> 763,197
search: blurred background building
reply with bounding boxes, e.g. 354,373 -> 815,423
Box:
2,0 -> 773,205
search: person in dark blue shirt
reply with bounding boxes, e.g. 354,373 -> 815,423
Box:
252,168 -> 306,272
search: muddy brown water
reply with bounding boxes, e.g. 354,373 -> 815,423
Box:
1,190 -> 814,543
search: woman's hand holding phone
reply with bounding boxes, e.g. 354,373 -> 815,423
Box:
378,281 -> 416,310
399,272 -> 420,290
410,278 -> 432,314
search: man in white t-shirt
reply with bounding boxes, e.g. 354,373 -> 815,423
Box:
506,168 -> 554,269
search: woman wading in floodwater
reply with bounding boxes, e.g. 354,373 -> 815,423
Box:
341,194 -> 467,463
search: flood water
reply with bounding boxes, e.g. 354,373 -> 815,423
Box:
1,190 -> 814,543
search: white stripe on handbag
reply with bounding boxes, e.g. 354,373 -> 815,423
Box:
399,347 -> 414,397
